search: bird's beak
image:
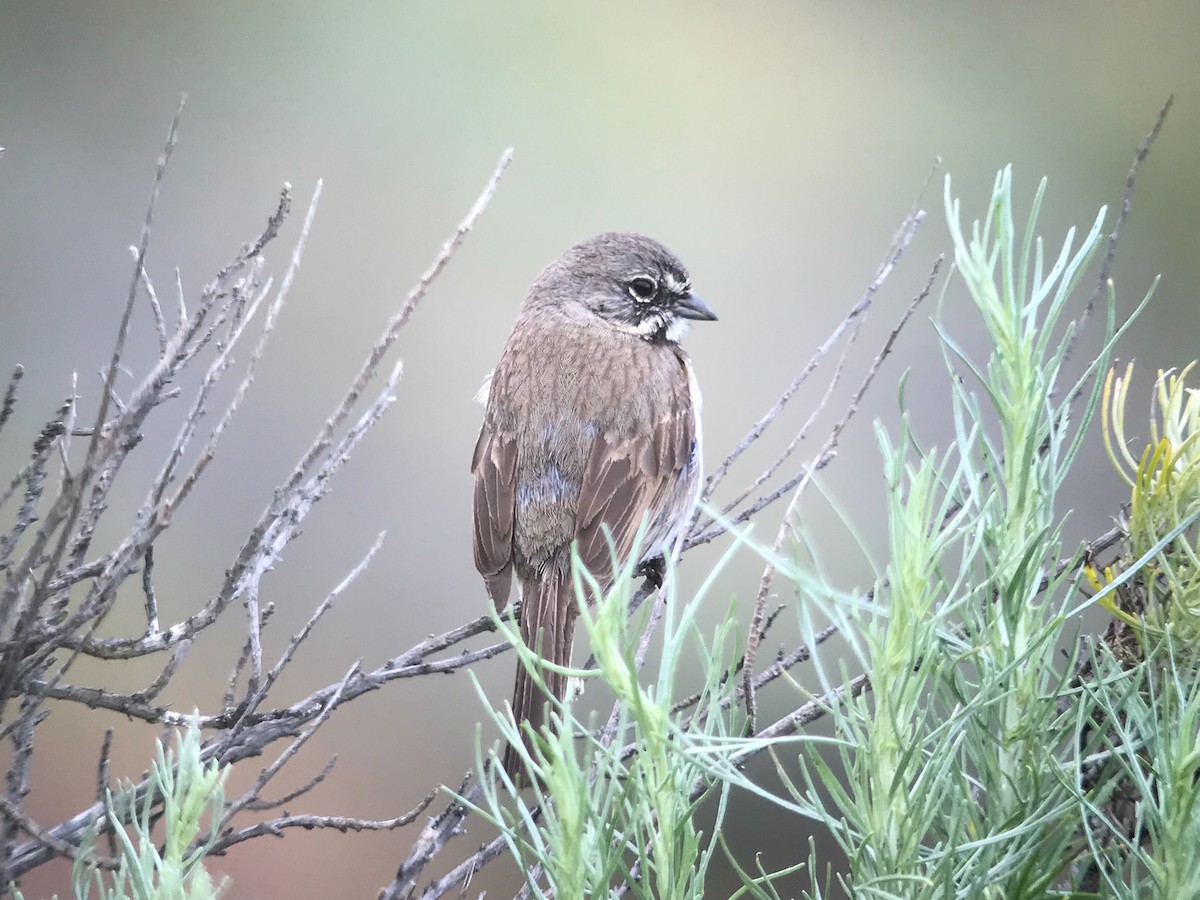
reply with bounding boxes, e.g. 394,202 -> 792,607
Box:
674,292 -> 718,321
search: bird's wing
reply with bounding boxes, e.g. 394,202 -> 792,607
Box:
575,383 -> 695,581
472,421 -> 517,609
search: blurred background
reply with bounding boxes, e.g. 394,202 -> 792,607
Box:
1,2 -> 1198,896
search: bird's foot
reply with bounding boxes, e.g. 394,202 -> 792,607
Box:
635,555 -> 667,590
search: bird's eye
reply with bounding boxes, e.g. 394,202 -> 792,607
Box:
628,276 -> 658,303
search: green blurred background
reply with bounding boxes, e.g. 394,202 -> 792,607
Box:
1,2 -> 1198,897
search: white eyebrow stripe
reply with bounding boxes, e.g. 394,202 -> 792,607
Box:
663,271 -> 689,294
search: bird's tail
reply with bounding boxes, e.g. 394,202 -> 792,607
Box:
503,566 -> 578,783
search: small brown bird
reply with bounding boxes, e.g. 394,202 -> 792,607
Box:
471,232 -> 716,779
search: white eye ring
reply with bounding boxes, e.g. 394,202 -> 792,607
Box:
628,276 -> 658,303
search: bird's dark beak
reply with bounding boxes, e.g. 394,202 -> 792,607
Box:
675,292 -> 718,322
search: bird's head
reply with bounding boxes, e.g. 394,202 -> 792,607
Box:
529,232 -> 717,343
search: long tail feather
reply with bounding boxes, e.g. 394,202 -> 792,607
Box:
503,567 -> 577,782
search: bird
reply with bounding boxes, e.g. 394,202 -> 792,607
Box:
470,232 -> 717,780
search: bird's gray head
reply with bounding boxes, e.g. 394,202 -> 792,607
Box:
529,232 -> 717,343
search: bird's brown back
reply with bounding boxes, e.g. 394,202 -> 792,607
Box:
483,304 -> 695,580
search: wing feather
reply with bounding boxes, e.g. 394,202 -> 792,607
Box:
472,424 -> 517,609
574,379 -> 696,582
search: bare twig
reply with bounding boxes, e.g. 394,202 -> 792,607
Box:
130,246 -> 168,351
0,794 -> 117,872
413,829 -> 515,900
1080,95 -> 1173,329
221,663 -> 360,825
95,728 -> 117,859
244,756 -> 338,812
212,795 -> 436,856
0,366 -> 22,440
381,769 -> 484,900
140,546 -> 159,636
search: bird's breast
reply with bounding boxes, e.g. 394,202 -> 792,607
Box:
493,313 -> 689,433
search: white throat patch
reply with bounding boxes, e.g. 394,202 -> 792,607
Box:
614,312 -> 686,343
664,317 -> 689,343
